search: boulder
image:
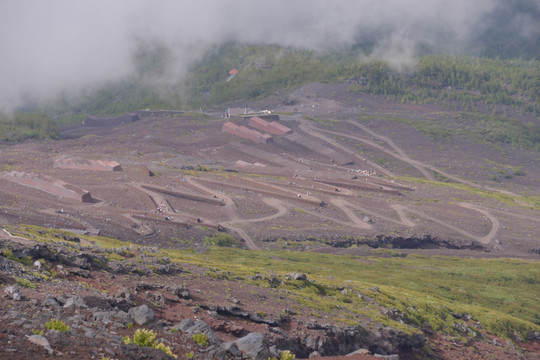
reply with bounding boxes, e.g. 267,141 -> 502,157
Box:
4,284 -> 23,301
128,304 -> 155,326
374,355 -> 400,360
173,318 -> 220,346
234,333 -> 271,360
290,273 -> 307,281
42,297 -> 61,307
26,335 -> 53,355
169,284 -> 191,299
63,296 -> 87,309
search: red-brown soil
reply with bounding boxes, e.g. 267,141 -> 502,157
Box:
1,82 -> 539,359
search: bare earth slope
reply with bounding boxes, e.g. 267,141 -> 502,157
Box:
1,82 -> 539,359
1,83 -> 538,258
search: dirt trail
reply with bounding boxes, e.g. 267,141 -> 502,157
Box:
297,117 -> 395,177
184,176 -> 260,250
344,121 -> 435,180
1,227 -> 95,246
141,169 -> 500,249
458,202 -> 500,244
0,228 -> 36,246
338,120 -> 521,198
390,203 -> 499,244
390,204 -> 417,227
328,198 -> 373,230
327,199 -> 498,244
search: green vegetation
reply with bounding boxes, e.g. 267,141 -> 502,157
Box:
4,223 -> 540,344
164,247 -> 540,340
16,277 -> 36,289
6,42 -> 539,153
191,333 -> 208,347
122,328 -> 177,358
203,232 -> 241,248
2,248 -> 33,266
399,176 -> 540,210
269,350 -> 296,360
4,224 -> 134,249
0,112 -> 59,142
45,318 -> 70,332
31,329 -> 44,336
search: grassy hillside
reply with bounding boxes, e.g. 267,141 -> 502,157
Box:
169,247 -> 540,339
6,224 -> 540,343
0,112 -> 59,142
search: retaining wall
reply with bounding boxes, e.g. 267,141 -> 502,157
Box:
84,113 -> 140,127
54,158 -> 122,172
248,116 -> 292,135
1,171 -> 93,202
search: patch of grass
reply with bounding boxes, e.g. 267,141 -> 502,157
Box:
4,224 -> 132,249
192,333 -> 208,347
399,176 -> 536,209
204,233 -> 241,248
270,350 -> 296,360
164,247 -> 540,340
0,112 -> 59,142
2,249 -> 33,266
302,114 -> 338,126
16,277 -> 36,288
123,329 -> 176,358
45,318 -> 69,332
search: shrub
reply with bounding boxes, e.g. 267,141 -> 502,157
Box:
192,333 -> 208,347
16,277 -> 36,289
3,249 -> 33,266
203,233 -> 240,247
122,329 -> 176,358
45,318 -> 69,332
269,350 -> 296,360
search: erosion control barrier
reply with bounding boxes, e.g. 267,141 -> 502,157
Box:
199,176 -> 324,207
222,122 -> 273,144
83,113 -> 139,127
314,178 -> 401,195
1,171 -> 93,202
53,158 -> 122,172
284,132 -> 354,165
248,116 -> 292,135
140,184 -> 225,206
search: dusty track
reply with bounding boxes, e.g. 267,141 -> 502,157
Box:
332,120 -> 522,198
297,117 -> 395,177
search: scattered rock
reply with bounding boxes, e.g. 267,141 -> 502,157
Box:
42,297 -> 61,307
26,335 -> 53,355
173,318 -> 220,346
128,304 -> 155,326
169,284 -> 191,299
374,354 -> 400,360
64,296 -> 87,309
4,284 -> 22,301
234,332 -> 271,360
348,348 -> 372,356
290,273 -> 307,281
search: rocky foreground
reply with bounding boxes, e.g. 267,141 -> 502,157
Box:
1,234 -> 538,360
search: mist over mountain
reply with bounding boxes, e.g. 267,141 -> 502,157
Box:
1,0 -> 538,112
